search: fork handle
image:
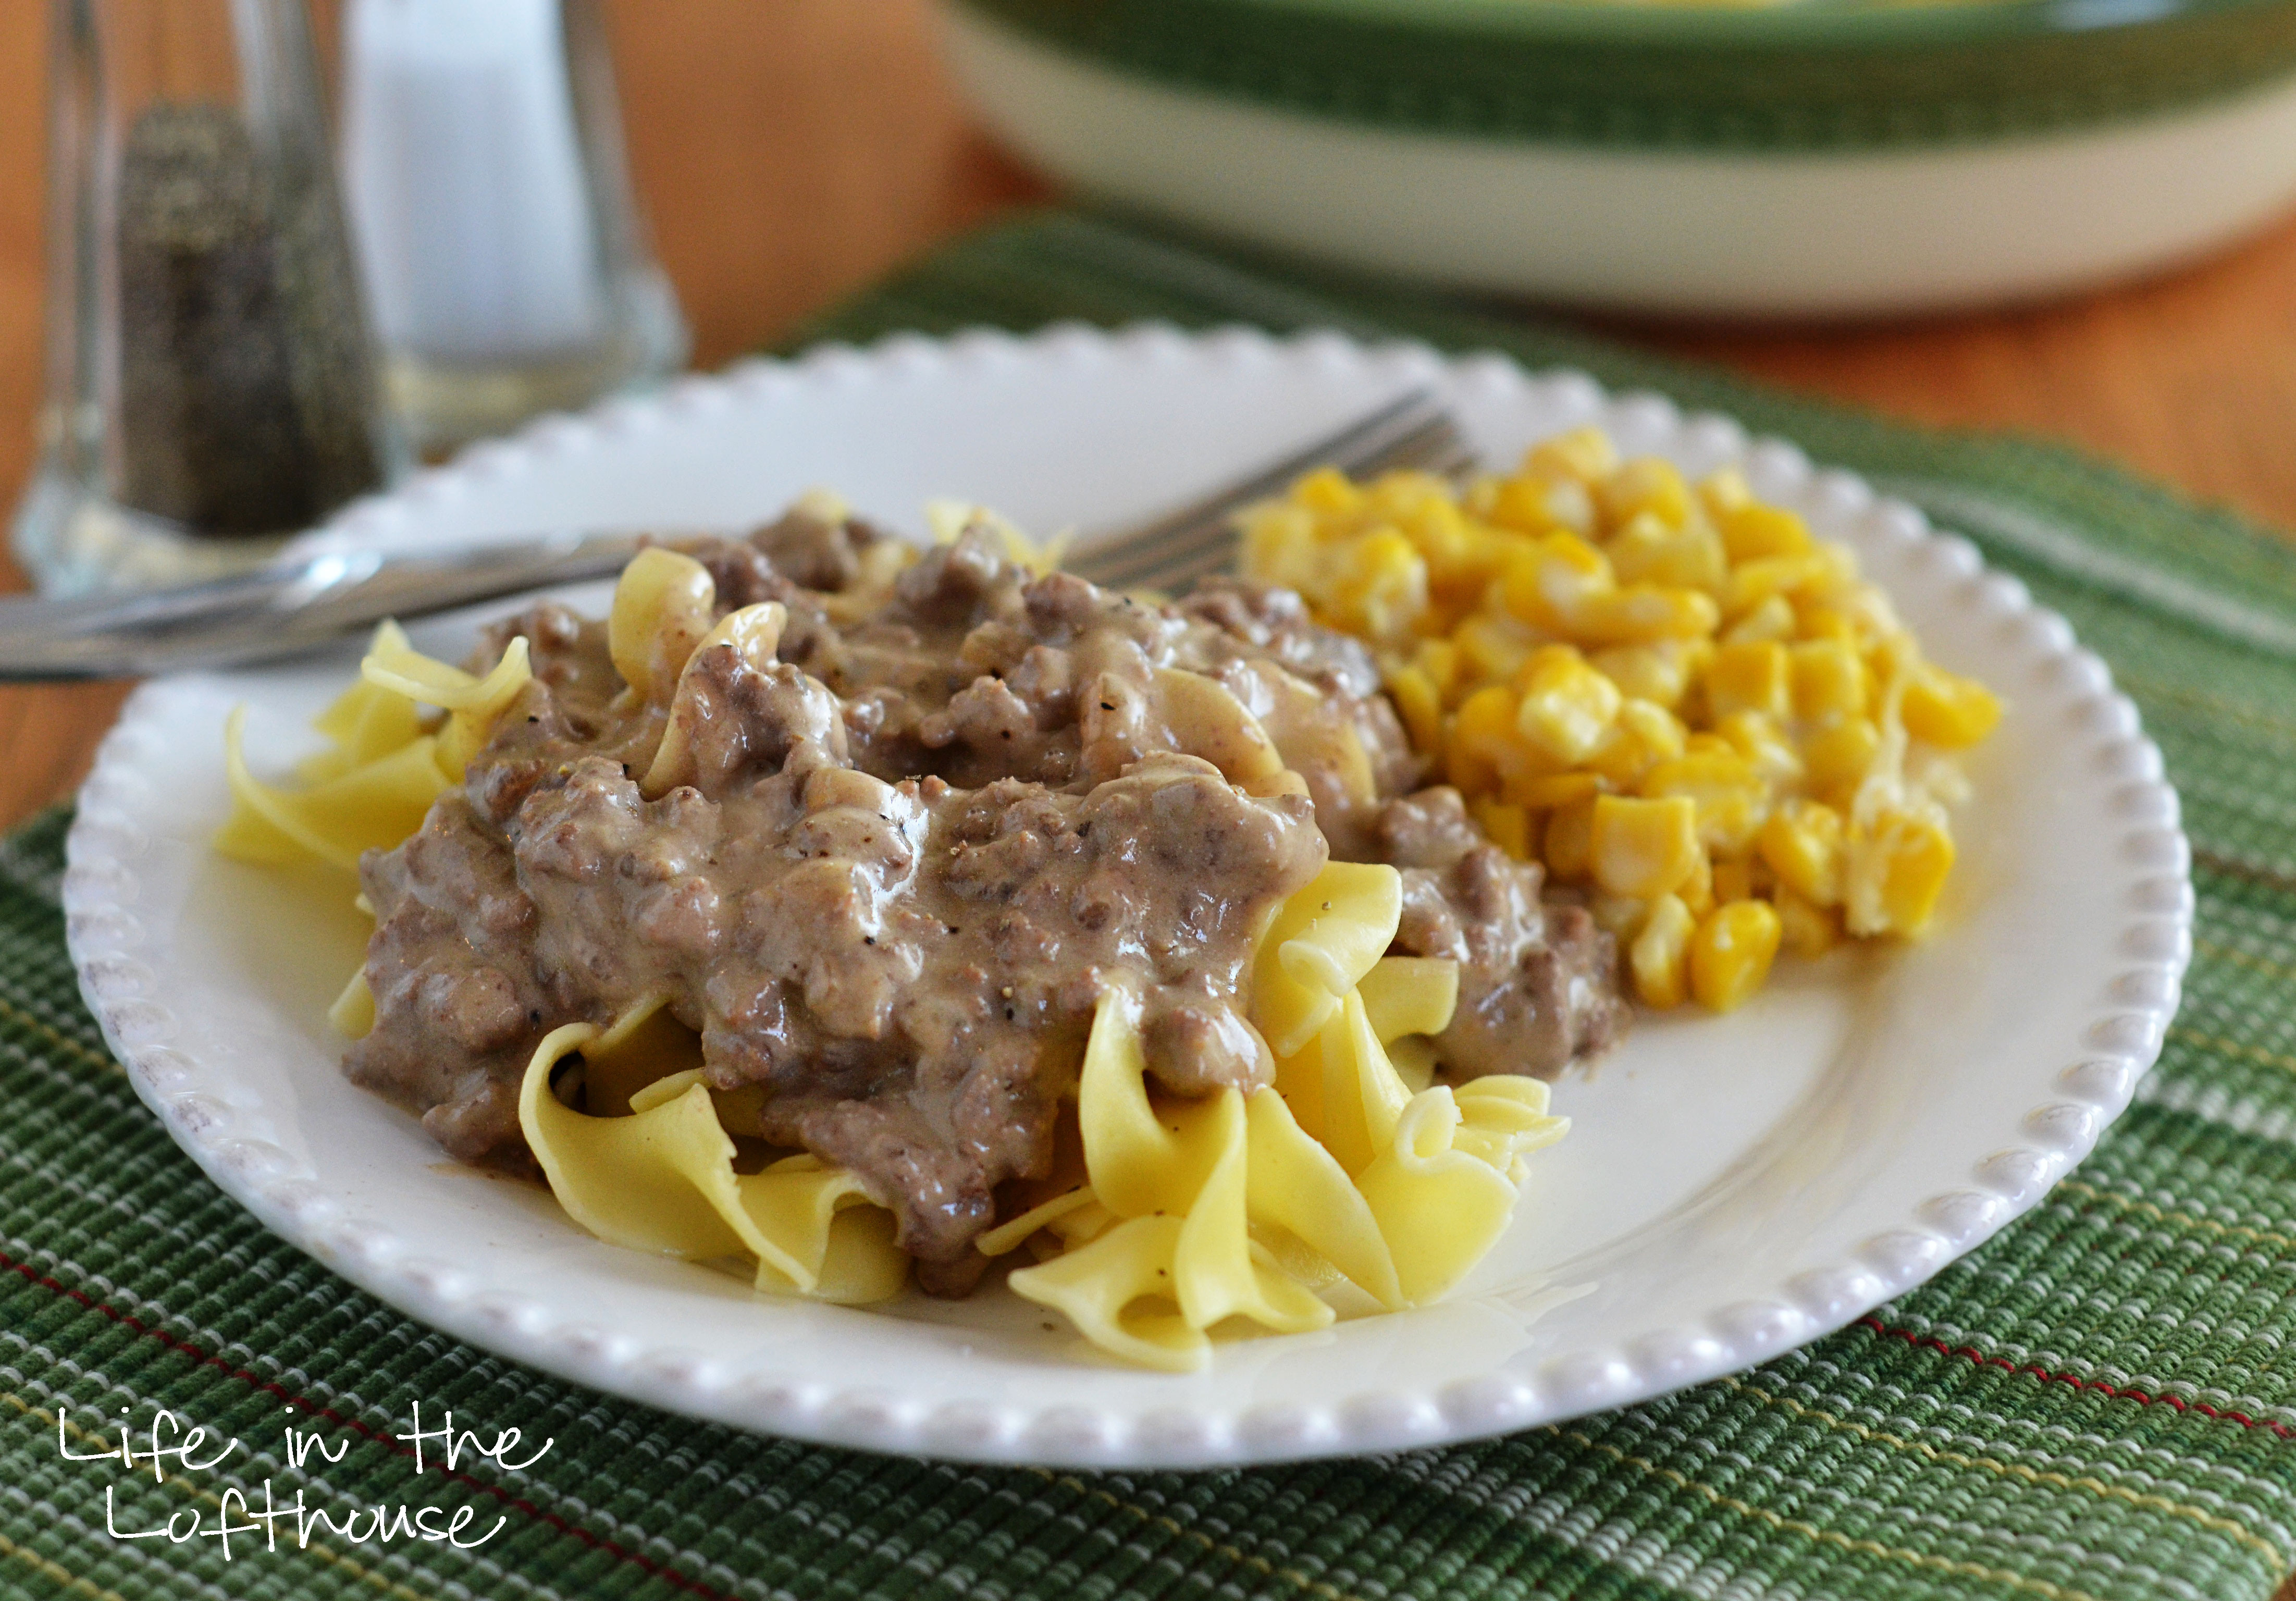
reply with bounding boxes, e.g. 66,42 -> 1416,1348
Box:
0,389 -> 1467,680
0,531 -> 647,680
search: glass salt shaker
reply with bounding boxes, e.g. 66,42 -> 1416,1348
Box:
338,0 -> 689,457
14,0 -> 402,595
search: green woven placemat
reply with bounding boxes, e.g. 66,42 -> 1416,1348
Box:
7,209 -> 2296,1600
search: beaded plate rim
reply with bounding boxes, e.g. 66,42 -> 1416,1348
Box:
61,323 -> 2191,1468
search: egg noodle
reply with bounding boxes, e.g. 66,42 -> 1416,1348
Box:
217,540 -> 1568,1372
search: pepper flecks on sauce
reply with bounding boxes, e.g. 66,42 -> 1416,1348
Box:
346,504 -> 1626,1295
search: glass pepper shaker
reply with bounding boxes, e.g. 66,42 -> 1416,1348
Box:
14,0 -> 402,595
339,0 -> 689,457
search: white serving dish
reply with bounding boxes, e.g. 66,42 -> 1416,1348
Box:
939,1 -> 2296,317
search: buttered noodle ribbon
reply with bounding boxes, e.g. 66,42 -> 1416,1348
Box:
215,535 -> 1571,1369
997,863 -> 1566,1369
520,999 -> 907,1304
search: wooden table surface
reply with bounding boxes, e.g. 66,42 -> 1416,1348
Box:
3,0 -> 2295,840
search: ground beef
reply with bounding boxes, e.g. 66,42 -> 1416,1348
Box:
347,793 -> 559,1165
350,511 -> 1627,1288
1376,790 -> 1626,1079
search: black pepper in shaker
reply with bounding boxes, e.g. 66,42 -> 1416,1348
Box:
113,102 -> 385,539
15,0 -> 400,594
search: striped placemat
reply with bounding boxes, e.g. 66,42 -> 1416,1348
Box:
6,209 -> 2293,1600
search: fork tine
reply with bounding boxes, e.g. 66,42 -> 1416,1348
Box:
1067,389 -> 1456,588
1415,433 -> 1479,483
1071,398 -> 1479,595
0,390 -> 1479,678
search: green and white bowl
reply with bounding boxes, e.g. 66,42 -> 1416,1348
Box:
938,0 -> 2296,315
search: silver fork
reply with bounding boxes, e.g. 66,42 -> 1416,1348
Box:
0,388 -> 1472,680
1064,387 -> 1472,594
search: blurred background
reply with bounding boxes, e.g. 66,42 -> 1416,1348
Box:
3,0 -> 2294,824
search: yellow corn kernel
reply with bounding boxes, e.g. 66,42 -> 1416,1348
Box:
1510,771 -> 1602,810
1487,474 -> 1576,536
1545,796 -> 1597,881
1720,503 -> 1813,563
1413,638 -> 1462,700
1789,638 -> 1867,721
1514,646 -> 1623,764
1576,726 -> 1638,791
1401,493 -> 1474,565
1367,470 -> 1455,523
1802,717 -> 1883,797
1690,900 -> 1782,1012
1352,526 -> 1419,579
1795,605 -> 1860,647
1598,457 -> 1694,533
1705,640 -> 1791,722
1676,847 -> 1714,919
1386,666 -> 1443,756
1429,524 -> 1525,610
1470,796 -> 1533,861
1567,585 -> 1720,645
1523,426 -> 1620,485
1758,798 -> 1845,906
1291,465 -> 1363,515
1901,663 -> 2004,749
1418,595 -> 1472,646
1446,682 -> 1516,793
1641,749 -> 1768,854
1726,552 -> 1841,618
1242,504 -> 1320,590
1631,894 -> 1696,1008
1547,479 -> 1599,540
1491,552 -> 1551,627
1497,534 -> 1614,633
1698,466 -> 1754,520
1845,811 -> 1956,937
1630,697 -> 1693,762
1584,698 -> 1688,789
1590,794 -> 1700,899
1774,884 -> 1840,959
1589,642 -> 1695,709
1711,857 -> 1754,906
1328,528 -> 1428,643
1451,684 -> 1520,763
1607,511 -> 1727,592
1453,612 -> 1535,686
1723,593 -> 1796,645
1865,626 -> 1921,686
1716,711 -> 1801,787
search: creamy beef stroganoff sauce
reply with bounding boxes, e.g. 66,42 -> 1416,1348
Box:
347,504 -> 1623,1294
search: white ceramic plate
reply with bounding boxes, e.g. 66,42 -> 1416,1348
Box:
63,326 -> 2190,1469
